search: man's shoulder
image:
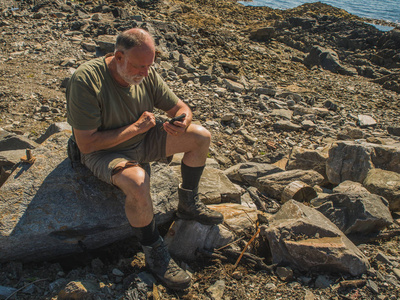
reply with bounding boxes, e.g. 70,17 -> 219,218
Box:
143,66 -> 164,86
73,57 -> 107,81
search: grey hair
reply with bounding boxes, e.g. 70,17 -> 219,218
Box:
115,28 -> 154,52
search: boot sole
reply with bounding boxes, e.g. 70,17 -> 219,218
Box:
154,273 -> 191,290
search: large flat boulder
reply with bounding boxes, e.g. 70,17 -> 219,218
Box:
0,132 -> 180,262
311,193 -> 393,235
164,204 -> 261,261
326,141 -> 400,185
261,200 -> 370,276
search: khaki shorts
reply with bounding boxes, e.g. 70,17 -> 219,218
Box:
81,122 -> 172,185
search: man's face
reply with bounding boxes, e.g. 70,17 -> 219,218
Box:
116,42 -> 155,86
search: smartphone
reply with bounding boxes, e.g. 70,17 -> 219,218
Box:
169,113 -> 186,124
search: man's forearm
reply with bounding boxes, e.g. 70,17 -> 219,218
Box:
75,111 -> 156,154
75,123 -> 141,154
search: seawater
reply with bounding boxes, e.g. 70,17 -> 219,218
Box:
240,0 -> 400,27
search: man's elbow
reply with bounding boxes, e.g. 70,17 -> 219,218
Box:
76,142 -> 93,154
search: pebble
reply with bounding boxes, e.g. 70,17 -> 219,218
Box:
0,285 -> 18,298
314,275 -> 333,289
276,266 -> 293,282
112,268 -> 124,277
207,280 -> 225,300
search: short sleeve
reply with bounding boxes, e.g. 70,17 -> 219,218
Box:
66,74 -> 102,131
150,69 -> 179,111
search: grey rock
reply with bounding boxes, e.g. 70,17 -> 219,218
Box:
326,141 -> 400,185
223,162 -> 283,187
304,46 -> 356,75
35,122 -> 72,144
165,204 -> 259,261
311,192 -> 393,234
393,268 -> 400,280
250,27 -> 275,41
95,35 -> 116,54
0,129 -> 39,151
333,180 -> 371,196
257,169 -> 324,201
0,149 -> 26,168
271,109 -> 293,120
178,53 -> 196,73
347,128 -> 365,139
363,168 -> 400,211
314,275 -> 332,289
292,106 -> 316,116
276,92 -> 302,103
276,266 -> 294,282
388,126 -> 400,137
223,78 -> 245,93
172,165 -> 241,204
219,60 -> 240,71
255,87 -> 276,96
273,120 -> 302,132
81,42 -> 97,52
301,120 -> 317,130
367,279 -> 379,294
49,278 -> 68,292
375,252 -> 392,264
207,280 -> 226,300
358,114 -> 377,127
0,285 -> 18,298
287,146 -> 329,182
260,200 -> 370,276
0,132 -> 180,262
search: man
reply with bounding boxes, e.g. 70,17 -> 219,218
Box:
66,28 -> 223,290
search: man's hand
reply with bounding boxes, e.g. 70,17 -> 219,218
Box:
163,99 -> 192,137
135,111 -> 156,134
163,115 -> 187,136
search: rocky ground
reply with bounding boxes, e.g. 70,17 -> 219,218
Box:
1,0 -> 400,299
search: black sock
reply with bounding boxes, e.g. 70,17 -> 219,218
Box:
181,161 -> 205,190
133,217 -> 160,246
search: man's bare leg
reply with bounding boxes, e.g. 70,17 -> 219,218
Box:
112,165 -> 153,227
112,163 -> 191,290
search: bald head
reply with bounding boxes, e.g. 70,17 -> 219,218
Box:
115,28 -> 155,52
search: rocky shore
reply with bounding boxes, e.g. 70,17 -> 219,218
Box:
1,0 -> 400,299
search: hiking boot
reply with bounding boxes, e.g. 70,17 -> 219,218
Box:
142,237 -> 191,290
176,184 -> 224,225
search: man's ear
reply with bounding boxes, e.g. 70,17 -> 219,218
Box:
114,50 -> 124,62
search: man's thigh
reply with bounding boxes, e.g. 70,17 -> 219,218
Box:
81,122 -> 171,185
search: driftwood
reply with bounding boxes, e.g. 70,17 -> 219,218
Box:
280,180 -> 317,203
197,248 -> 274,273
245,186 -> 280,213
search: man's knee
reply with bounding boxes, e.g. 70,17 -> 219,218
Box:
112,164 -> 150,193
188,124 -> 211,147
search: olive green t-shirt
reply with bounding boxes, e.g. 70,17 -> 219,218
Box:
66,57 -> 179,151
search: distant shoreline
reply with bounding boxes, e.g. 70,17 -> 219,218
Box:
239,0 -> 400,30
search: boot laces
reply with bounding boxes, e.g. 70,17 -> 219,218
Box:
194,200 -> 213,213
192,194 -> 213,212
151,243 -> 182,276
